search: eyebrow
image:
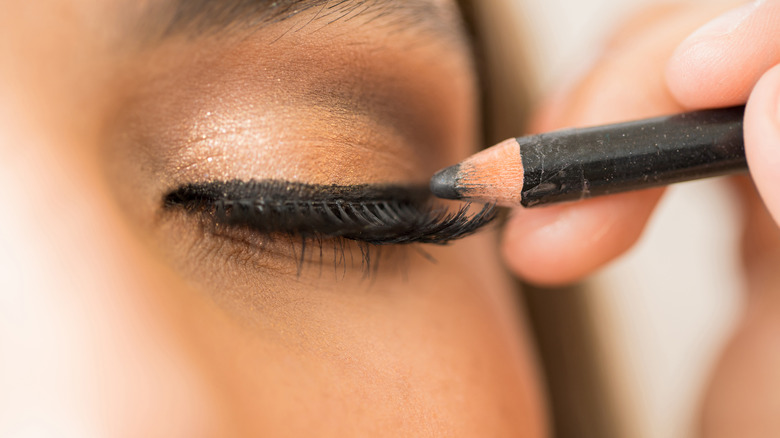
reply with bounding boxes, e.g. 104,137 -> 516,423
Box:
154,0 -> 461,41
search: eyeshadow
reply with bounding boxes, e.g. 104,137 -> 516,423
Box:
164,179 -> 496,245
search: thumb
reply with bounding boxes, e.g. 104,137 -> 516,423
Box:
745,64 -> 780,226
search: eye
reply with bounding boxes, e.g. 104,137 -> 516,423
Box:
164,179 -> 495,245
162,178 -> 495,275
104,0 -> 480,285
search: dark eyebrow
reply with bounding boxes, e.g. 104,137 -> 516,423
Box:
152,0 -> 460,41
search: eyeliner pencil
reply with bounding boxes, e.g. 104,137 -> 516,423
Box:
430,105 -> 747,207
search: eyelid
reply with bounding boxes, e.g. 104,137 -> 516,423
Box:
163,179 -> 496,245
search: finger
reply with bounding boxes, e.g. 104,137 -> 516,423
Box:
731,177 -> 780,285
502,3 -> 731,286
667,0 -> 780,109
699,291 -> 780,437
502,189 -> 661,285
744,64 -> 780,225
699,178 -> 780,436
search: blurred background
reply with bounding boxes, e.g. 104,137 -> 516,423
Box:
517,0 -> 743,437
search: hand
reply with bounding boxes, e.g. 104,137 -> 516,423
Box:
667,0 -> 780,227
502,0 -> 780,286
502,2 -> 740,285
667,2 -> 780,435
502,2 -> 780,435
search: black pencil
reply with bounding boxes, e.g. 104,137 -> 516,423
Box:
430,106 -> 747,207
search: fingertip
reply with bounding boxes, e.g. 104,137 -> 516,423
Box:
666,36 -> 745,108
665,24 -> 751,108
666,1 -> 780,109
501,189 -> 662,286
745,63 -> 780,225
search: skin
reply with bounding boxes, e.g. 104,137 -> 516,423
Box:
5,0 -> 777,435
0,1 -> 546,437
502,0 -> 780,435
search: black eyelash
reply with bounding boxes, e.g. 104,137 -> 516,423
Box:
164,179 -> 496,245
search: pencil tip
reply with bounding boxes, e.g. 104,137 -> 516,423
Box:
430,165 -> 462,199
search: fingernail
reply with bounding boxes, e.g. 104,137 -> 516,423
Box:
686,0 -> 764,40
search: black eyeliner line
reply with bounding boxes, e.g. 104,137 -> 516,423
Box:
163,179 -> 496,245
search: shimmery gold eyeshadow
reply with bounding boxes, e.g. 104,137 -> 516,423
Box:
105,0 -> 479,256
110,3 -> 477,191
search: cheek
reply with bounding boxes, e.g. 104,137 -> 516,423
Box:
205,230 -> 546,436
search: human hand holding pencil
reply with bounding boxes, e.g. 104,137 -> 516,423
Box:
666,2 -> 780,434
431,0 -> 780,287
433,1 -> 780,434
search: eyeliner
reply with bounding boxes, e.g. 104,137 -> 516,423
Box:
430,105 -> 747,207
164,180 -> 496,245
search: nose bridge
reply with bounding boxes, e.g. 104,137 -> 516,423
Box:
0,117 -> 224,437
0,10 -> 222,432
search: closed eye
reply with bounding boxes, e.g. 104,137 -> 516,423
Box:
163,179 -> 496,245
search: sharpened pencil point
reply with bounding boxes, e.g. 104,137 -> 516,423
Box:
430,165 -> 462,200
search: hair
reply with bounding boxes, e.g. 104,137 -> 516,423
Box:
456,2 -> 625,437
455,0 -> 536,144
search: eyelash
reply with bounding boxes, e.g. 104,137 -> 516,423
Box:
163,180 -> 496,276
164,180 -> 496,245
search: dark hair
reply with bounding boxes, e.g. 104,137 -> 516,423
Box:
455,3 -> 623,437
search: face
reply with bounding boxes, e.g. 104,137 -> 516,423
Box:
1,0 -> 545,436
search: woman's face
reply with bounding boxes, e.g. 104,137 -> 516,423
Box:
1,0 -> 545,436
